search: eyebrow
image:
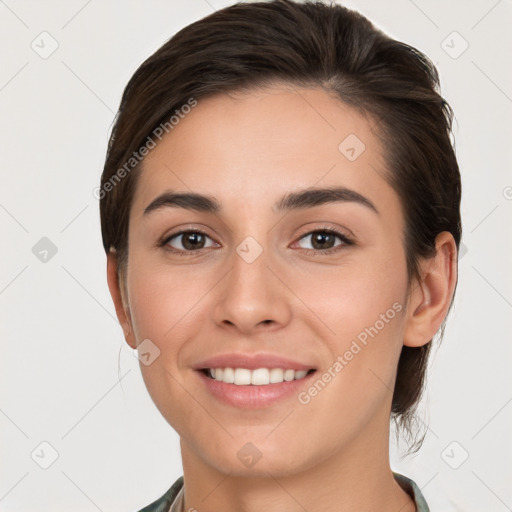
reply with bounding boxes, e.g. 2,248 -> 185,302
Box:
143,186 -> 378,216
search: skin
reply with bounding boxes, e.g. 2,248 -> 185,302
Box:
107,84 -> 457,512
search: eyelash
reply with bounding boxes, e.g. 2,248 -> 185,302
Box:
159,226 -> 354,257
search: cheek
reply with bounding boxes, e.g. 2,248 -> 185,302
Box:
125,257 -> 216,393
125,261 -> 206,427
126,260 -> 201,340
289,270 -> 408,442
294,253 -> 408,344
292,249 -> 409,408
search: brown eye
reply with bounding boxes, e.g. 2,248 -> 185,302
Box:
310,232 -> 337,250
181,232 -> 205,250
165,231 -> 216,252
296,229 -> 352,252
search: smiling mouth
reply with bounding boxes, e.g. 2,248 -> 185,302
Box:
199,367 -> 316,386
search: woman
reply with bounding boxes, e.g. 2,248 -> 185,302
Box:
100,1 -> 461,510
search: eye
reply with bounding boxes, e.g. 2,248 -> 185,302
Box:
162,230 -> 217,254
160,227 -> 352,256
295,228 -> 353,253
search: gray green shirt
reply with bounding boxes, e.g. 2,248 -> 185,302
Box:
137,472 -> 429,511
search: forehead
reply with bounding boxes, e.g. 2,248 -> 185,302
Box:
131,85 -> 395,219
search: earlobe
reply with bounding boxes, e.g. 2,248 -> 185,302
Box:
403,232 -> 458,348
106,249 -> 136,349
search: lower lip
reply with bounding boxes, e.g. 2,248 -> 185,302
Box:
196,370 -> 317,409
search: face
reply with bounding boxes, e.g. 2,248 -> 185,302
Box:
118,85 -> 414,477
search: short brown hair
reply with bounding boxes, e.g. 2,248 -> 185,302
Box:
100,0 -> 462,450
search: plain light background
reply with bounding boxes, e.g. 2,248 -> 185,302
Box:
1,0 -> 511,511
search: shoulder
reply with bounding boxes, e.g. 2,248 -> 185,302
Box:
136,476 -> 184,512
393,472 -> 430,512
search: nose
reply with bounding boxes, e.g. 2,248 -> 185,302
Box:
213,244 -> 293,335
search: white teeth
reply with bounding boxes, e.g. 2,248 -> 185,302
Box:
222,367 -> 235,384
283,369 -> 295,381
251,368 -> 269,385
234,368 -> 252,385
207,367 -> 312,385
269,368 -> 284,383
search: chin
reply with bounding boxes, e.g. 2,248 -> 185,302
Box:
212,455 -> 306,479
198,437 -> 317,479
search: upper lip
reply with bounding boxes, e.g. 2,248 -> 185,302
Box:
193,353 -> 317,371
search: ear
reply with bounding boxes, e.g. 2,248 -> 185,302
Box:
106,249 -> 136,349
403,232 -> 458,348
